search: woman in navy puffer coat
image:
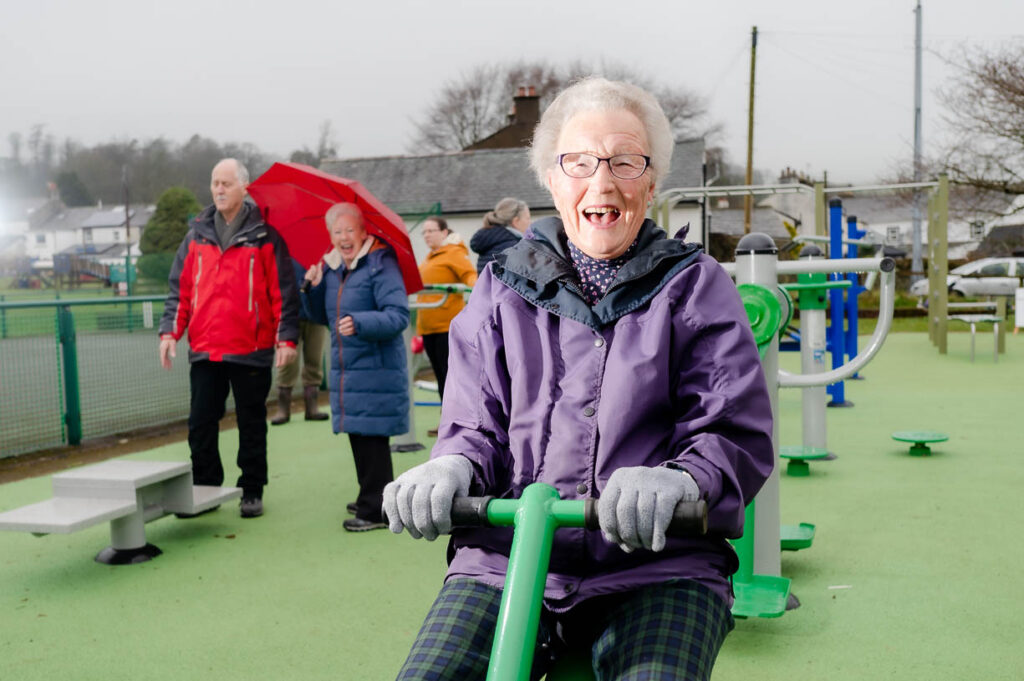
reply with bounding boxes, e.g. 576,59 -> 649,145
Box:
305,202 -> 409,531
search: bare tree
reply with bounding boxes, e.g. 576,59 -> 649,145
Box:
938,44 -> 1024,199
408,60 -> 717,153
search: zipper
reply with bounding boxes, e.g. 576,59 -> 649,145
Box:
193,252 -> 203,310
248,253 -> 255,311
334,269 -> 352,423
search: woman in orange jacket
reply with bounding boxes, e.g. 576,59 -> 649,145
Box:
417,216 -> 477,400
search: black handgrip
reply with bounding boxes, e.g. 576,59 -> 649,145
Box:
584,498 -> 708,536
450,496 -> 495,527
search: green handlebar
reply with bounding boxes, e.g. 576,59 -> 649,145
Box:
447,483 -> 708,681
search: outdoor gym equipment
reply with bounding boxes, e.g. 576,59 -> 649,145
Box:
891,430 -> 949,456
725,232 -> 897,618
445,482 -> 707,681
776,244 -> 850,475
393,283 -> 472,452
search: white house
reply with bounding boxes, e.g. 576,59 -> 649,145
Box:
27,202 -> 153,270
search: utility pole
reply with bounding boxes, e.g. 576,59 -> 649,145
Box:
744,25 -> 758,234
911,1 -> 924,284
122,165 -> 132,297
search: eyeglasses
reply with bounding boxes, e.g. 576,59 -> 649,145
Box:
557,153 -> 651,180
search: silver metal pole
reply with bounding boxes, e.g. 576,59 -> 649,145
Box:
911,0 -> 924,286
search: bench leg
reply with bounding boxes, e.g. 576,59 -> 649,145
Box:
94,507 -> 162,565
994,323 -> 999,363
969,323 -> 976,362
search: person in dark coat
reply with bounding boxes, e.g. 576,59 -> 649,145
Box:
269,258 -> 330,425
304,202 -> 410,532
469,197 -> 531,274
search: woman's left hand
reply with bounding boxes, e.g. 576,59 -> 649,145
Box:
598,466 -> 700,553
337,315 -> 356,336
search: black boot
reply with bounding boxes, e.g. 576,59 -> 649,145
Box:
270,387 -> 292,425
304,385 -> 329,421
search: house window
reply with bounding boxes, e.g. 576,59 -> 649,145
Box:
35,234 -> 46,245
886,226 -> 900,244
112,230 -> 120,241
82,228 -> 93,244
970,221 -> 985,240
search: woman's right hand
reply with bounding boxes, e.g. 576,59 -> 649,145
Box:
304,263 -> 323,287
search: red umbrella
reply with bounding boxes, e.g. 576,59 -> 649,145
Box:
247,162 -> 423,294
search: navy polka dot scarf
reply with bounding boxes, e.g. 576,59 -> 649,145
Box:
567,239 -> 638,306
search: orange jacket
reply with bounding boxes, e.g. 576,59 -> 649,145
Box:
416,240 -> 477,335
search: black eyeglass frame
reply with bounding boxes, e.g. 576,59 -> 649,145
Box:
556,153 -> 652,180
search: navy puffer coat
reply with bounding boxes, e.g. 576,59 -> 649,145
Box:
307,243 -> 410,436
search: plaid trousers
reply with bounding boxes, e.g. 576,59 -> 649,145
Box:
394,577 -> 733,681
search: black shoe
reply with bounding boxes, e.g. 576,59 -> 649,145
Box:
346,502 -> 358,515
343,517 -> 386,532
240,498 -> 263,518
174,505 -> 220,519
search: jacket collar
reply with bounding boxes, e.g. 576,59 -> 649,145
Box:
492,216 -> 703,329
193,201 -> 265,246
323,236 -> 378,271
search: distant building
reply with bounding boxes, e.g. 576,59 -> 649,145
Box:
26,200 -> 153,269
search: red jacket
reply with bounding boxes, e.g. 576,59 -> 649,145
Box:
159,203 -> 299,366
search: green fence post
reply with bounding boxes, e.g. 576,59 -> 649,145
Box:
57,305 -> 83,445
1,295 -> 6,339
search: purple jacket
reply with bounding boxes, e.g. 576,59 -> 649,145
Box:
433,217 -> 774,609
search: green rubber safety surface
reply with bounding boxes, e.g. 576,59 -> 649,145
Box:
2,335 -> 1024,681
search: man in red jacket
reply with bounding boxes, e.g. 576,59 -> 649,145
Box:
159,158 -> 299,518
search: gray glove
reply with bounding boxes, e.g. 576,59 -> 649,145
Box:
598,466 -> 700,553
382,455 -> 474,541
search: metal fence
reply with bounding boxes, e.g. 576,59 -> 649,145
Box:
0,296 -> 192,459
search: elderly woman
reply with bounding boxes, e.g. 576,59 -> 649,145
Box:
470,196 -> 531,274
384,78 -> 773,678
305,202 -> 409,532
417,216 -> 477,401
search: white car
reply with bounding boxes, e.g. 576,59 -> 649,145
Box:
910,256 -> 1024,301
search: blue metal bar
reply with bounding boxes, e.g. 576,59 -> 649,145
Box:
827,199 -> 847,405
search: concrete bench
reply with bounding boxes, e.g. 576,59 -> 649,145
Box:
0,460 -> 241,564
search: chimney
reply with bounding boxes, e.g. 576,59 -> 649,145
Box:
512,85 -> 540,128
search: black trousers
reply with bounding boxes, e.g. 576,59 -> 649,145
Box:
348,433 -> 394,522
188,360 -> 272,497
421,332 -> 450,400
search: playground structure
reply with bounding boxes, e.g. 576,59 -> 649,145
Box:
445,485 -> 707,681
0,459 -> 241,564
723,233 -> 896,618
391,283 -> 473,453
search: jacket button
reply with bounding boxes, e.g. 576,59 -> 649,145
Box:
583,407 -> 595,417
550,303 -> 560,311
576,483 -> 588,494
594,338 -> 604,347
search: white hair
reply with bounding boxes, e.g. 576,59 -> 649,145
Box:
529,77 -> 673,187
325,202 -> 364,228
215,158 -> 250,185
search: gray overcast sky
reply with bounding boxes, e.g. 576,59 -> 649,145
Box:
2,0 -> 1022,185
